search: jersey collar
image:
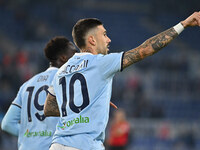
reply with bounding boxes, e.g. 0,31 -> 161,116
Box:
46,67 -> 58,71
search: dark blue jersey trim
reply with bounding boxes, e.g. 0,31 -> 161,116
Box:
11,103 -> 21,109
120,52 -> 125,72
47,91 -> 56,97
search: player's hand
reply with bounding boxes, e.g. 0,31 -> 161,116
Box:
181,11 -> 200,28
110,101 -> 118,109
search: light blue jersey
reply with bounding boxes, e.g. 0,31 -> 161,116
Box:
12,67 -> 59,150
50,52 -> 124,150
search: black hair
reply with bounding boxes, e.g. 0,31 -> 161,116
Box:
44,36 -> 72,66
72,18 -> 102,49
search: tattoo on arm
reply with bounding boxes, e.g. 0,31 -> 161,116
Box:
123,28 -> 178,69
44,94 -> 60,117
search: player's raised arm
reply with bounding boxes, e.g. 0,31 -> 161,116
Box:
122,11 -> 200,69
44,94 -> 60,117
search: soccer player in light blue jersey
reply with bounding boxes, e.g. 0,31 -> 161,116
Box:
1,36 -> 77,150
44,12 -> 200,150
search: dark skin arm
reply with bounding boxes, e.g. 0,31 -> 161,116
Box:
122,11 -> 200,69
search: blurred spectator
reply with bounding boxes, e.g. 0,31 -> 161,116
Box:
107,109 -> 131,150
174,130 -> 195,150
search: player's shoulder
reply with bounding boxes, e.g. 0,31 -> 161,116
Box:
95,52 -> 123,62
22,68 -> 57,86
20,72 -> 43,88
71,52 -> 95,59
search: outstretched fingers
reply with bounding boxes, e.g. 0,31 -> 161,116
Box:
196,12 -> 200,26
182,11 -> 200,27
193,11 -> 200,26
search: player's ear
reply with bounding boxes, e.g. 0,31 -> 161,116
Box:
88,35 -> 96,46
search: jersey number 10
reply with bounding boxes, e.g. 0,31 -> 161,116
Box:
59,73 -> 90,117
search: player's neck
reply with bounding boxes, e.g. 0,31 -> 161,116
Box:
49,61 -> 62,68
81,47 -> 98,55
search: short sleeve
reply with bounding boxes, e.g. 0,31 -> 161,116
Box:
47,85 -> 56,97
97,52 -> 124,78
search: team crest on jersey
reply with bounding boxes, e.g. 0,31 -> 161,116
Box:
24,129 -> 52,137
57,123 -> 67,130
58,115 -> 89,129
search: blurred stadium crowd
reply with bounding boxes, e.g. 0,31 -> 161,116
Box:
0,0 -> 200,149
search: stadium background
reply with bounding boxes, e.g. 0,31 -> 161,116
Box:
0,0 -> 200,149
